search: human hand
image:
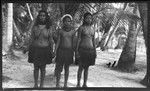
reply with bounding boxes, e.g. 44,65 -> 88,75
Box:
23,48 -> 28,54
50,51 -> 55,58
95,50 -> 97,58
75,51 -> 80,59
54,51 -> 56,57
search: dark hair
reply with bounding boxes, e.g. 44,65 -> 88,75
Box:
62,16 -> 71,23
82,12 -> 93,26
34,10 -> 51,29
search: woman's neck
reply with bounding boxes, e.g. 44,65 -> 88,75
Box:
38,25 -> 46,30
63,26 -> 71,32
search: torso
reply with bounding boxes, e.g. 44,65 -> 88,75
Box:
79,25 -> 95,49
59,29 -> 74,49
32,25 -> 51,47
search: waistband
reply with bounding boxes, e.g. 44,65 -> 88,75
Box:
79,47 -> 95,51
58,46 -> 73,51
30,45 -> 51,49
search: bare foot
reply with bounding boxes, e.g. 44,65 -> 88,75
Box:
40,84 -> 44,88
76,84 -> 81,88
34,84 -> 38,88
56,84 -> 62,88
82,84 -> 87,87
64,84 -> 68,88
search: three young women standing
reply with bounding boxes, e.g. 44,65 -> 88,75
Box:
28,10 -> 96,88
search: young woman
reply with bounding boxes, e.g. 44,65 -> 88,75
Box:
54,14 -> 78,88
76,12 -> 97,87
28,10 -> 54,88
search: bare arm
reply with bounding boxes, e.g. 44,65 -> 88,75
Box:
27,17 -> 37,47
75,27 -> 82,52
23,26 -> 35,53
28,17 -> 37,33
70,26 -> 80,36
93,31 -> 96,49
92,25 -> 97,49
29,26 -> 36,45
54,29 -> 61,54
48,27 -> 54,53
93,34 -> 96,49
92,30 -> 97,57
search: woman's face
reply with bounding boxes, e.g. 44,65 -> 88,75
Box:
85,14 -> 92,25
64,17 -> 72,27
39,12 -> 46,23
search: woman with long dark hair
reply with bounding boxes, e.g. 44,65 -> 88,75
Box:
76,12 -> 97,87
28,10 -> 54,88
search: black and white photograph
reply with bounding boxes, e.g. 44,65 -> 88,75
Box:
2,2 -> 149,90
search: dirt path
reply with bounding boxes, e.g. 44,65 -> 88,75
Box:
2,47 -> 146,88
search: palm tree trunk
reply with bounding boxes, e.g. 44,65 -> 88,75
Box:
2,4 -> 7,55
2,7 -> 6,36
26,3 -> 33,21
138,3 -> 149,87
116,19 -> 141,72
115,3 -> 141,72
5,3 -> 13,54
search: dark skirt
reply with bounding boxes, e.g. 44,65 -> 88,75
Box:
78,47 -> 96,67
28,45 -> 53,66
56,47 -> 74,65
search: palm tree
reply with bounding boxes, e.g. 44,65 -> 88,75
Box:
116,20 -> 141,72
138,3 -> 149,87
102,3 -> 141,72
5,3 -> 13,54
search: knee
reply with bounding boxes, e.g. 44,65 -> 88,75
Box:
64,65 -> 69,71
84,66 -> 89,71
34,65 -> 39,71
40,65 -> 46,72
55,67 -> 62,74
55,65 -> 63,75
55,69 -> 61,77
78,65 -> 83,71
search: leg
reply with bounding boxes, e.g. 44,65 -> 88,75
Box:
64,64 -> 69,87
83,66 -> 89,87
55,63 -> 63,87
34,64 -> 39,88
39,65 -> 46,88
77,64 -> 83,87
54,66 -> 57,77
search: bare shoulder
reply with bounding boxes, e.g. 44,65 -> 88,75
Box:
32,26 -> 37,32
78,25 -> 84,32
47,29 -> 52,36
57,28 -> 63,34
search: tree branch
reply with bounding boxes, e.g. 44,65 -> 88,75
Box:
26,3 -> 33,21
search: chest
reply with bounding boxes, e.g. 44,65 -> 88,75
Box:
82,26 -> 95,36
60,30 -> 72,38
34,26 -> 49,37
